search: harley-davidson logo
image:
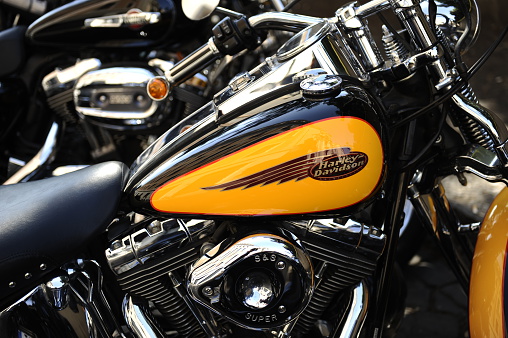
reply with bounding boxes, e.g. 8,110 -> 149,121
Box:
84,9 -> 161,30
309,152 -> 367,181
202,147 -> 368,191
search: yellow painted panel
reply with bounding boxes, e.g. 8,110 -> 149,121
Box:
470,187 -> 508,337
151,117 -> 384,216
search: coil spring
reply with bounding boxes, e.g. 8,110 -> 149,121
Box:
461,83 -> 479,104
435,26 -> 455,57
434,26 -> 494,150
381,25 -> 409,65
452,84 -> 495,151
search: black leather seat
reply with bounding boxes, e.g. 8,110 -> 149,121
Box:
0,161 -> 129,305
0,26 -> 26,77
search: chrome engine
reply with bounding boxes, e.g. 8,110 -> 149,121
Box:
187,232 -> 314,330
43,58 -> 171,131
105,218 -> 386,336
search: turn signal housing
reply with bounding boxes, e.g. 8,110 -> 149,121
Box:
147,76 -> 170,101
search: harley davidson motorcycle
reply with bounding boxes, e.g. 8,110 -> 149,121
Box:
0,0 -> 281,184
0,0 -> 506,336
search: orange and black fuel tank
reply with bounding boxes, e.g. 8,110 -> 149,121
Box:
125,80 -> 386,218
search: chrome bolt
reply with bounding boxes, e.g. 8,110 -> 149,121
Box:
111,240 -> 122,250
8,282 -> 15,288
276,261 -> 286,270
147,220 -> 162,235
24,273 -> 32,279
40,264 -> 47,271
278,305 -> 286,313
202,286 -> 214,297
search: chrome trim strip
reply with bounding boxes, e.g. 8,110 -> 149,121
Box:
335,281 -> 369,338
248,12 -> 322,32
356,0 -> 390,17
4,121 -> 60,185
123,296 -> 165,338
84,11 -> 161,28
76,102 -> 159,120
42,58 -> 101,94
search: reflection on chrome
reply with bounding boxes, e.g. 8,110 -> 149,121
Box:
4,121 -> 61,185
335,281 -> 369,338
123,296 -> 165,338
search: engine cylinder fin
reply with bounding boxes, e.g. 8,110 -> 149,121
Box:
295,237 -> 380,334
153,286 -> 205,338
46,88 -> 78,124
304,242 -> 377,272
117,247 -> 199,290
114,243 -> 205,336
129,278 -> 205,337
295,266 -> 347,334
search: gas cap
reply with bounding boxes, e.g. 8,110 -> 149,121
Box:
300,74 -> 342,98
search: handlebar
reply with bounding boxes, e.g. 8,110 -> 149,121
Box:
0,0 -> 47,15
248,12 -> 322,32
164,12 -> 322,89
165,39 -> 220,87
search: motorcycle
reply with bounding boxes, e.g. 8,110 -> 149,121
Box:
0,0 -> 507,337
0,0 -> 282,185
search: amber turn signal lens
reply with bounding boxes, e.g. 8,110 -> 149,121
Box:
147,76 -> 170,101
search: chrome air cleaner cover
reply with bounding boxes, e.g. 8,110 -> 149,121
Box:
187,232 -> 314,330
74,66 -> 169,130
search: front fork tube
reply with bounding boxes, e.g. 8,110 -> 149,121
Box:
370,170 -> 411,338
408,181 -> 473,292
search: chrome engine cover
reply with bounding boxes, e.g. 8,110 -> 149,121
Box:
106,218 -> 386,336
73,66 -> 169,130
187,231 -> 314,330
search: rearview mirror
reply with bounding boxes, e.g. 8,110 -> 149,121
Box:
182,0 -> 220,21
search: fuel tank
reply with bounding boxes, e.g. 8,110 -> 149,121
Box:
126,82 -> 385,218
26,0 -> 196,49
125,20 -> 387,218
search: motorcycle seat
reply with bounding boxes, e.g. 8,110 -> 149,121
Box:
0,26 -> 27,77
0,161 -> 129,306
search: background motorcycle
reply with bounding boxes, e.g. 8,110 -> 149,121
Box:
0,0 -> 284,185
0,0 -> 507,337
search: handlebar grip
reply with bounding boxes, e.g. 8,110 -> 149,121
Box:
0,0 -> 47,15
167,39 -> 221,88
